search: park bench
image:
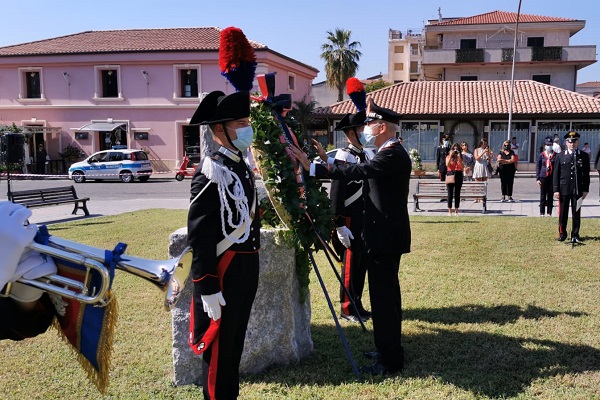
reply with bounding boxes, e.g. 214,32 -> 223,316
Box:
413,181 -> 487,213
9,185 -> 90,216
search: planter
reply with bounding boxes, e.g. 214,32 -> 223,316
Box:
413,169 -> 426,177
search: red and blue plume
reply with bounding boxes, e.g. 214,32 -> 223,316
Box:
346,77 -> 366,111
219,27 -> 257,92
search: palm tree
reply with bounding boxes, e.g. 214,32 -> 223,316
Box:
290,95 -> 318,138
320,29 -> 362,102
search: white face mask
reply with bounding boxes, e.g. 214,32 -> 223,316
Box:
545,145 -> 553,153
363,124 -> 381,147
229,125 -> 255,151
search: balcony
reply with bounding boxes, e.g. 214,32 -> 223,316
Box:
423,45 -> 596,66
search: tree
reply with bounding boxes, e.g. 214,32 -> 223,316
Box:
289,95 -> 318,137
365,79 -> 392,93
320,29 -> 362,102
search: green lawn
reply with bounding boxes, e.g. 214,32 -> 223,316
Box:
1,210 -> 598,399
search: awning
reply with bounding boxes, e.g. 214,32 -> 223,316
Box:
77,122 -> 126,132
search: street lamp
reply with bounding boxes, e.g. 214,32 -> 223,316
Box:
507,0 -> 523,141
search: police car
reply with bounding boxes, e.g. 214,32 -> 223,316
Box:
68,146 -> 153,183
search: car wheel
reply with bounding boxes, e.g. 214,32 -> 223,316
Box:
138,176 -> 150,182
120,171 -> 134,183
72,171 -> 86,183
175,173 -> 185,181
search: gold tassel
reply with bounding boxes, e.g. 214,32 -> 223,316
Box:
52,291 -> 118,394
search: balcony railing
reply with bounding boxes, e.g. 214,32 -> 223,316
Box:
423,45 -> 595,65
455,48 -> 484,63
531,46 -> 562,61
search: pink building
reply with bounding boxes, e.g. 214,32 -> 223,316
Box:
0,28 -> 318,171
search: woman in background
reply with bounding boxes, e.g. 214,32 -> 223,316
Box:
497,140 -> 517,202
536,137 -> 556,216
445,143 -> 464,216
461,142 -> 474,181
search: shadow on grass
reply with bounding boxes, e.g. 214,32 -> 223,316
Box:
404,304 -> 587,325
44,220 -> 114,230
247,304 -> 598,398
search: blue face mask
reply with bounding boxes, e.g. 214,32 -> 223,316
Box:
229,125 -> 254,151
358,131 -> 367,146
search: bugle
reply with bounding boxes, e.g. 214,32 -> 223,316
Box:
11,236 -> 192,310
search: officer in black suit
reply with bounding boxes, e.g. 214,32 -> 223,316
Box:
330,111 -> 372,323
290,99 -> 411,376
553,131 -> 590,243
187,91 -> 261,399
436,134 -> 451,181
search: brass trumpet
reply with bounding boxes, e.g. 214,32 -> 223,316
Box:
13,236 -> 192,311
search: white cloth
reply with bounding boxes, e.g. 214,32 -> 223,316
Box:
201,292 -> 226,321
336,226 -> 354,248
0,202 -> 38,289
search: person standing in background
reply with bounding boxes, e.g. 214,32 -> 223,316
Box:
595,144 -> 600,199
461,142 -> 474,181
497,140 -> 517,202
536,137 -> 556,216
36,143 -> 47,175
445,143 -> 464,216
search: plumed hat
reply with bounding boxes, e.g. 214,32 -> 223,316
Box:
190,91 -> 250,125
346,77 -> 366,112
365,99 -> 402,124
219,27 -> 257,91
335,110 -> 367,131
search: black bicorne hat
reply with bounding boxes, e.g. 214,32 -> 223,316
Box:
335,110 -> 367,131
364,99 -> 402,124
190,91 -> 250,125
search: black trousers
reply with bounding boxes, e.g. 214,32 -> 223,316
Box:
366,253 -> 404,370
557,195 -> 582,239
340,246 -> 367,316
499,170 -> 515,196
446,172 -> 464,209
539,176 -> 554,215
201,252 -> 259,400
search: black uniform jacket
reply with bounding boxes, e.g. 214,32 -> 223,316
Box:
315,141 -> 411,255
187,151 -> 260,295
0,294 -> 54,341
330,147 -> 368,251
552,149 -> 591,196
535,152 -> 555,180
436,145 -> 449,171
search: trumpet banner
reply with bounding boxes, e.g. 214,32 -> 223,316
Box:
36,227 -> 121,394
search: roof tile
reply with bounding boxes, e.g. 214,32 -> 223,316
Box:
313,81 -> 600,117
430,10 -> 578,26
0,28 -> 268,56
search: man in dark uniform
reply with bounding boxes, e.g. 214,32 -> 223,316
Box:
187,90 -> 260,400
553,131 -> 590,243
290,99 -> 411,376
436,134 -> 451,181
330,111 -> 372,323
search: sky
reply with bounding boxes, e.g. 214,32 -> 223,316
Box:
1,0 -> 599,84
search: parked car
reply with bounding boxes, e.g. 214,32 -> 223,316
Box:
68,147 -> 152,183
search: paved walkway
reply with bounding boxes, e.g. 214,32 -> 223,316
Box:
27,173 -> 600,226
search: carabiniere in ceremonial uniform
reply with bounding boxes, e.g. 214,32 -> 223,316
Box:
187,90 -> 260,400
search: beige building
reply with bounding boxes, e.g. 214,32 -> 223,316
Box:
388,10 -> 596,91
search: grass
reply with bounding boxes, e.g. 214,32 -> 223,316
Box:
1,210 -> 599,399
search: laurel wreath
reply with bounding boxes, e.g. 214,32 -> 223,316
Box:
251,101 -> 334,301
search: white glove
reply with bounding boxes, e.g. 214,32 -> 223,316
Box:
0,202 -> 38,289
201,292 -> 226,321
336,226 -> 354,248
7,249 -> 57,303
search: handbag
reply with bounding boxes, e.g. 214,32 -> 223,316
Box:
445,171 -> 456,184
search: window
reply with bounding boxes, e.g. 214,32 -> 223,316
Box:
108,152 -> 123,162
394,63 -> 404,71
394,46 -> 404,53
94,66 -> 122,99
527,37 -> 544,48
288,72 -> 296,91
18,67 -> 45,100
460,39 -> 477,49
134,132 -> 149,140
532,74 -> 551,85
174,65 -> 200,99
460,76 -> 478,81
